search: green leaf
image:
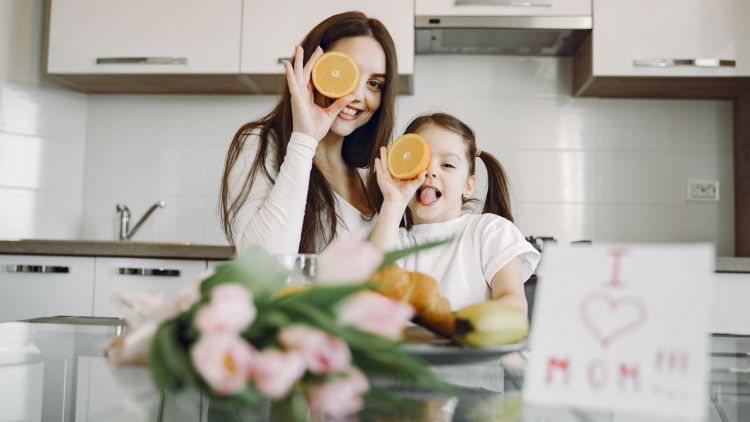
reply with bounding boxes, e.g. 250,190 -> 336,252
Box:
377,238 -> 453,270
149,318 -> 197,391
270,391 -> 308,422
338,328 -> 453,395
274,283 -> 365,309
201,245 -> 290,300
275,301 -> 343,336
206,386 -> 264,411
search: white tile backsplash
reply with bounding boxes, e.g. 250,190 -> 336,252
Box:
0,132 -> 85,190
598,204 -> 734,255
0,187 -> 82,239
76,56 -> 737,253
599,152 -> 734,205
597,99 -> 733,153
0,79 -> 87,142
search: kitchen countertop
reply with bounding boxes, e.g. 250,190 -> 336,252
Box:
1,240 -> 749,272
0,239 -> 234,260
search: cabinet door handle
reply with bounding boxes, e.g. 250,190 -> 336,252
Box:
277,57 -> 292,64
633,58 -> 736,68
455,0 -> 552,6
6,265 -> 70,274
117,267 -> 181,277
96,57 -> 188,65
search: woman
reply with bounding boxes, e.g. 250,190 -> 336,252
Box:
220,11 -> 398,253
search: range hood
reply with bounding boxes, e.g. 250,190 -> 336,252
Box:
415,15 -> 592,56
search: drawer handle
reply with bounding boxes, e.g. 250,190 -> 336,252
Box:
6,265 -> 70,274
455,0 -> 552,6
117,267 -> 181,277
96,57 -> 188,65
277,57 -> 292,64
633,58 -> 736,68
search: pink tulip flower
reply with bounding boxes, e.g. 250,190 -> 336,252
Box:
337,291 -> 414,340
307,368 -> 369,418
278,324 -> 351,374
316,228 -> 383,283
191,334 -> 257,395
252,349 -> 306,398
195,283 -> 255,334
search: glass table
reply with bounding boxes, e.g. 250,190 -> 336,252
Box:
0,317 -> 747,421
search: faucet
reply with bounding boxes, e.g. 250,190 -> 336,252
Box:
116,201 -> 166,240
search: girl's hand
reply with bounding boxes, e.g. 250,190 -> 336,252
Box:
374,146 -> 426,206
282,46 -> 355,141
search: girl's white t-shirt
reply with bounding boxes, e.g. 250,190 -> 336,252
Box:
228,130 -> 374,254
396,213 -> 540,310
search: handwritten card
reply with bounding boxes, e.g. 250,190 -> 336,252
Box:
523,244 -> 714,420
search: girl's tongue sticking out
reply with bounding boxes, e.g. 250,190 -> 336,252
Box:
417,186 -> 441,206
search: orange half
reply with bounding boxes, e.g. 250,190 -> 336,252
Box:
387,134 -> 430,180
312,52 -> 360,98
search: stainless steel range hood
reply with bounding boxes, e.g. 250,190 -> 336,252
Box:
415,15 -> 592,56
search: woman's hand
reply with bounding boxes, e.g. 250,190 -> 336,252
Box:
282,46 -> 355,141
374,146 -> 426,206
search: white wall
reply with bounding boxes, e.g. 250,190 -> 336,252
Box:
0,0 -> 88,240
81,55 -> 734,255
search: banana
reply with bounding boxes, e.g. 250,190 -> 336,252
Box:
452,301 -> 528,347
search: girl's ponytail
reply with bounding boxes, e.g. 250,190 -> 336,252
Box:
477,150 -> 514,222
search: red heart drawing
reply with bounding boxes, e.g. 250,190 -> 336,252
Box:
580,293 -> 647,348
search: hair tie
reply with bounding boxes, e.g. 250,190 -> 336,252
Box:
475,148 -> 482,157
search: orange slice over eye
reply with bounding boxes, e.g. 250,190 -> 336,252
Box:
311,52 -> 360,98
387,134 -> 431,180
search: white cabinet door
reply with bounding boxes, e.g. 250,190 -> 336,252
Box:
0,255 -> 95,321
92,258 -> 207,317
593,0 -> 747,77
416,0 -> 591,16
241,0 -> 414,75
47,0 -> 242,74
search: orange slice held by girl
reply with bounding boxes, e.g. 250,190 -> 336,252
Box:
387,133 -> 431,180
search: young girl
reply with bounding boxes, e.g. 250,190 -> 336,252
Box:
370,113 -> 540,312
221,12 -> 398,254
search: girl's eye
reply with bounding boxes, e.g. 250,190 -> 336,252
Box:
368,80 -> 384,91
442,163 -> 456,169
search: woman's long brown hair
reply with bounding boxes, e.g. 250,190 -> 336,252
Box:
402,113 -> 514,226
220,12 -> 397,252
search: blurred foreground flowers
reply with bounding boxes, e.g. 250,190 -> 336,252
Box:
106,233 -> 449,420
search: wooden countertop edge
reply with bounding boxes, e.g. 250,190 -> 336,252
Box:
0,240 -> 235,261
2,241 -> 749,272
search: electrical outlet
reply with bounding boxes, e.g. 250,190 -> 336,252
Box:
686,180 -> 720,202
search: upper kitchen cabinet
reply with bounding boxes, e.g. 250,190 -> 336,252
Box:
44,0 -> 248,94
240,0 -> 414,94
573,0 -> 750,98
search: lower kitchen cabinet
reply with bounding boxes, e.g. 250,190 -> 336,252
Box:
0,255 -> 95,321
93,258 -> 207,317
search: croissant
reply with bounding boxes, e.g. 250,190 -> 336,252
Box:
370,265 -> 455,337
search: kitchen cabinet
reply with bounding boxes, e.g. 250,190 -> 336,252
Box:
0,255 -> 95,321
92,257 -> 207,317
45,0 -> 249,93
240,0 -> 414,94
44,0 -> 415,94
573,0 -> 750,98
415,0 -> 590,17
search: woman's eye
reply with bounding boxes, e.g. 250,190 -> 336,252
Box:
368,80 -> 384,91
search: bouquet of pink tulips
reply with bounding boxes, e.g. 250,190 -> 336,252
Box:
109,231 -> 450,420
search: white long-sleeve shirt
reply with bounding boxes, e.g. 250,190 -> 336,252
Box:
227,130 -> 374,254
